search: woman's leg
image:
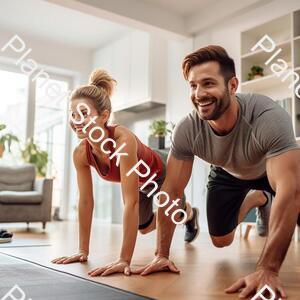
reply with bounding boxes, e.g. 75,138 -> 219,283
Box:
139,200 -> 194,235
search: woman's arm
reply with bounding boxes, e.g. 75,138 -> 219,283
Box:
52,142 -> 94,264
74,144 -> 94,256
118,133 -> 139,264
88,129 -> 140,276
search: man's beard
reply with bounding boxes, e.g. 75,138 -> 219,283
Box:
192,88 -> 231,120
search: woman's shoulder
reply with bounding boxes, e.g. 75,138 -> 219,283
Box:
114,125 -> 136,142
112,125 -> 139,154
73,139 -> 89,168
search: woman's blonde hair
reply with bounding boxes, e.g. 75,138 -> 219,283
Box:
70,69 -> 116,115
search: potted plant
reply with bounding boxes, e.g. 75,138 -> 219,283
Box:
0,124 -> 5,157
0,124 -> 19,158
148,120 -> 174,149
247,65 -> 264,81
21,138 -> 48,177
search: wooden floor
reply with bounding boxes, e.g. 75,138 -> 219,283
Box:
0,221 -> 299,300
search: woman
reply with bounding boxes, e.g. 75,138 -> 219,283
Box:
52,69 -> 199,276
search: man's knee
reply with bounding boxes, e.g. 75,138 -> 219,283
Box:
210,233 -> 234,248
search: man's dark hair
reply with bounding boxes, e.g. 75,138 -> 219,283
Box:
182,45 -> 236,84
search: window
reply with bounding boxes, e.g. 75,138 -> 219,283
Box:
0,64 -> 74,218
0,69 -> 29,145
34,78 -> 69,208
92,172 -> 112,222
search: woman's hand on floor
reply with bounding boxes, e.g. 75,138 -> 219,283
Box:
131,256 -> 180,276
51,252 -> 88,264
88,259 -> 131,276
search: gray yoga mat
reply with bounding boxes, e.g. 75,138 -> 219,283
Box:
0,253 -> 154,300
0,237 -> 51,248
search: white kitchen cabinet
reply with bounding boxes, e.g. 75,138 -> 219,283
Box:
93,31 -> 167,112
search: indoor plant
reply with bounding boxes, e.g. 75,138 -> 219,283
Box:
247,65 -> 264,80
0,124 -> 5,157
0,124 -> 19,158
148,120 -> 174,149
21,138 -> 48,177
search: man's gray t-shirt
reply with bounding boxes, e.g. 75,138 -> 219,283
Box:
170,93 -> 300,180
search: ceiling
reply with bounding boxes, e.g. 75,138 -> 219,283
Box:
0,0 -> 132,50
0,0 -> 271,50
71,0 -> 269,37
143,0 -> 216,17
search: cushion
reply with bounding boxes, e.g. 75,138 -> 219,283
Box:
0,164 -> 35,192
0,191 -> 42,205
0,182 -> 33,192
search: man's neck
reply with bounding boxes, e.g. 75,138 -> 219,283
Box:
208,96 -> 239,136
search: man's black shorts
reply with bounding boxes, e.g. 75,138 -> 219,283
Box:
206,165 -> 275,237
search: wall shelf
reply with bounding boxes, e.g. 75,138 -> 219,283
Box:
241,39 -> 291,59
294,35 -> 300,41
241,9 -> 300,136
241,72 -> 291,91
241,14 -> 291,56
293,38 -> 300,68
241,41 -> 291,82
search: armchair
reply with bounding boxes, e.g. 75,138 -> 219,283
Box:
0,164 -> 53,229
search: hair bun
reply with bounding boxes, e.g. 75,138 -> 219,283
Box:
89,69 -> 116,97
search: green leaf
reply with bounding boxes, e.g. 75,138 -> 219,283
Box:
22,138 -> 48,177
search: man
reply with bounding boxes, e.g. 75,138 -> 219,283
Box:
133,45 -> 300,298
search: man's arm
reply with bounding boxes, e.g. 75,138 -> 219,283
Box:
156,154 -> 194,258
226,149 -> 300,298
257,149 -> 300,272
132,154 -> 193,275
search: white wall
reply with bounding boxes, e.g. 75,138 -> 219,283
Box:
166,38 -> 193,122
0,29 -> 92,80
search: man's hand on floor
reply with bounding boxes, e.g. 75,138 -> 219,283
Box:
88,259 -> 131,276
131,256 -> 180,276
225,268 -> 286,299
51,252 -> 88,264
